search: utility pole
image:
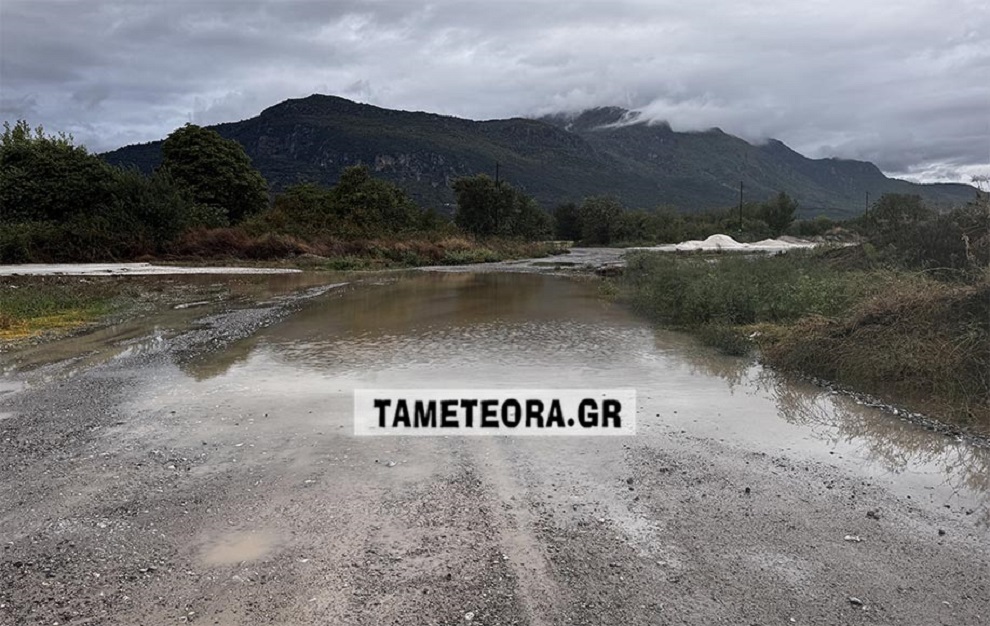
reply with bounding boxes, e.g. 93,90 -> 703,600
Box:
865,191 -> 870,217
738,181 -> 744,231
494,161 -> 501,235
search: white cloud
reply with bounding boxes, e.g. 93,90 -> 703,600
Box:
1,0 -> 987,181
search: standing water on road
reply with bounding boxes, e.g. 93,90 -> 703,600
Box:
140,271 -> 989,518
2,270 -> 987,625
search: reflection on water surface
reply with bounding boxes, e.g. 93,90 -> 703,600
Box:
160,272 -> 990,524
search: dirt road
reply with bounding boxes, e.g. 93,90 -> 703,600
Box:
1,270 -> 987,625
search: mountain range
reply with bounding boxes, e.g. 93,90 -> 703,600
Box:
102,94 -> 977,218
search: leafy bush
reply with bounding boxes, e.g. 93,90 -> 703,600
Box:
161,123 -> 269,223
452,174 -> 552,239
248,166 -> 446,239
1,121 -> 118,224
760,191 -> 798,236
579,195 -> 624,244
552,202 -> 581,240
853,193 -> 989,276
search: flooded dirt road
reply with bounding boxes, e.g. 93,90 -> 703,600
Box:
1,270 -> 988,625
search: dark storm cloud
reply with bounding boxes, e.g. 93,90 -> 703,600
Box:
1,0 -> 986,182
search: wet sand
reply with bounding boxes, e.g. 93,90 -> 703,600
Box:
1,271 -> 987,624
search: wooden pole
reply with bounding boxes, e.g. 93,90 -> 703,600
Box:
738,181 -> 744,231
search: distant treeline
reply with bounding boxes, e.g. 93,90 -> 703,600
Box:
1,119 -> 986,269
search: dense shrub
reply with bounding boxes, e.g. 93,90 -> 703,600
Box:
552,202 -> 581,240
161,124 -> 269,223
0,120 -> 229,262
623,251 -> 857,327
761,280 -> 989,426
853,193 -> 990,276
452,174 -> 552,239
579,196 -> 624,244
248,166 -> 446,239
789,215 -> 837,238
0,121 -> 117,224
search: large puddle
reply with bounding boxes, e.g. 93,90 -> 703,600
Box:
119,271 -> 989,524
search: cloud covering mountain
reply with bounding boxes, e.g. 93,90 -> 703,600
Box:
2,1 -> 987,183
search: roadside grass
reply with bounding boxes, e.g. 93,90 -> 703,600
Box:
0,275 -> 272,348
623,249 -> 863,327
0,278 -> 122,342
620,249 -> 990,432
759,280 -> 989,428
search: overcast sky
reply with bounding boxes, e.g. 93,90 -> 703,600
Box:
1,0 -> 987,183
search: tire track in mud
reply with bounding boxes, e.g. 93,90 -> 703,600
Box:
340,449 -> 528,625
464,437 -> 566,626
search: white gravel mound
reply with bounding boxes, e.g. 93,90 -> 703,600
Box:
632,234 -> 819,253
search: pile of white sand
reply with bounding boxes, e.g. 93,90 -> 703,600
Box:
633,234 -> 818,253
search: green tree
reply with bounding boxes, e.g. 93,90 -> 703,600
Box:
256,183 -> 335,237
452,174 -> 550,239
512,195 -> 553,240
452,174 -> 503,236
109,168 -> 225,246
161,124 -> 269,223
552,202 -> 581,240
864,194 -> 987,273
760,191 -> 798,236
869,193 -> 930,227
251,166 -> 430,238
329,165 -> 421,235
863,193 -> 932,254
579,195 -> 624,244
0,120 -> 117,223
615,210 -> 650,243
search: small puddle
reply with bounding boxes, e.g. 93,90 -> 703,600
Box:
200,530 -> 279,566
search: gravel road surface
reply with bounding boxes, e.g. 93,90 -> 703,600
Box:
1,271 -> 986,625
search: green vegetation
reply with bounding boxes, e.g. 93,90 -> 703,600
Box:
0,121 -> 224,261
246,165 -> 435,239
552,191 -> 809,245
551,202 -> 581,241
624,251 -> 855,327
761,278 -> 988,427
852,193 -> 989,274
0,277 -> 122,341
161,123 -> 269,223
0,120 -> 558,267
761,191 -> 798,236
620,192 -> 990,431
578,196 -> 624,244
452,174 -> 552,239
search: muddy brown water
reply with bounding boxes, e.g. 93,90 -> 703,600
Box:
95,270 -> 990,521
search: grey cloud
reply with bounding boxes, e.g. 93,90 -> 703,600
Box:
1,0 -> 986,182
